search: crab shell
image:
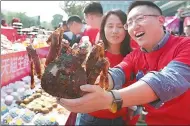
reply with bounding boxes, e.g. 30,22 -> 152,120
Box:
27,28 -> 109,99
41,44 -> 89,98
41,40 -> 109,99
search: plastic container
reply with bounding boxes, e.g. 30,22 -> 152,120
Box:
80,36 -> 92,52
5,95 -> 14,106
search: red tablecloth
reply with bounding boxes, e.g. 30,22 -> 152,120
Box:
36,46 -> 49,58
1,27 -> 28,42
16,34 -> 27,42
1,27 -> 17,42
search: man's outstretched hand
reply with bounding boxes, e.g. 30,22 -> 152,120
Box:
57,84 -> 113,113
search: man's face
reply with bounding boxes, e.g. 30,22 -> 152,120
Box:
75,22 -> 83,34
84,14 -> 92,26
70,22 -> 82,34
127,6 -> 165,49
184,26 -> 190,36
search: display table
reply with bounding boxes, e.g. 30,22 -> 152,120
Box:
1,46 -> 76,125
1,78 -> 71,125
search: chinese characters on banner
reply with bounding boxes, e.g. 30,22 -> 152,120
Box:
1,51 -> 30,87
1,47 -> 49,87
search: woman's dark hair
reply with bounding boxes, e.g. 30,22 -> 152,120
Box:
100,9 -> 132,56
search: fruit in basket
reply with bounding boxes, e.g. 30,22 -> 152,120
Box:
26,28 -> 110,99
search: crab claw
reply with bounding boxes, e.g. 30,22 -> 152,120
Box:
86,40 -> 105,77
86,40 -> 110,88
45,28 -> 64,66
26,44 -> 42,79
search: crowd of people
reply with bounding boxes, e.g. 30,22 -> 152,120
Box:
1,18 -> 21,27
59,2 -> 104,48
56,1 -> 190,125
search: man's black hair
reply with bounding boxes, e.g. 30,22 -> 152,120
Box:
62,21 -> 67,25
127,1 -> 162,15
67,15 -> 82,25
83,2 -> 103,15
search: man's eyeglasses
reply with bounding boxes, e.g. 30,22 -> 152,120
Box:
124,14 -> 160,30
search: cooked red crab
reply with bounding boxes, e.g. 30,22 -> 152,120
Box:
26,28 -> 110,99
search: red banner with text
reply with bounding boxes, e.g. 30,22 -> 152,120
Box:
1,47 -> 49,87
1,51 -> 30,87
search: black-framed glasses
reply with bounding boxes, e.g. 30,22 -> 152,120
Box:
124,14 -> 160,30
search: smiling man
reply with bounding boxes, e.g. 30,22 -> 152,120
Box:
58,1 -> 190,125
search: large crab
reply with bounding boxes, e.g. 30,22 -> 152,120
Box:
26,28 -> 110,99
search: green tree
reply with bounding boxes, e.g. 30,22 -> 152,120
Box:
59,1 -> 89,19
2,11 -> 54,29
1,12 -> 5,19
41,21 -> 53,30
51,14 -> 63,28
2,11 -> 37,27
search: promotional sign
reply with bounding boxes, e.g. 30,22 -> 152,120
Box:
164,16 -> 180,32
1,51 -> 30,87
1,47 -> 49,87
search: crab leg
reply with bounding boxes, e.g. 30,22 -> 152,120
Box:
26,45 -> 42,79
45,28 -> 64,66
30,60 -> 35,89
26,45 -> 42,89
86,41 -> 105,78
99,58 -> 110,90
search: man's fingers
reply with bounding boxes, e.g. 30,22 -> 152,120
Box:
58,84 -> 104,113
59,92 -> 93,106
80,84 -> 100,92
58,102 -> 78,112
60,97 -> 83,106
59,85 -> 100,106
